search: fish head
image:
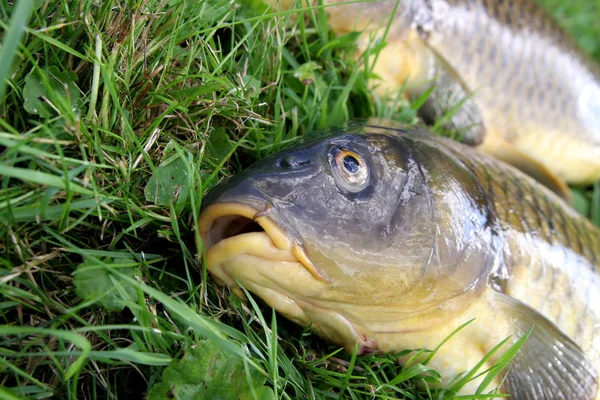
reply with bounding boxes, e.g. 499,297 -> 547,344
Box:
199,127 -> 498,352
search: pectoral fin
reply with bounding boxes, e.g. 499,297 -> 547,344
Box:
479,134 -> 573,203
414,50 -> 486,146
491,291 -> 598,400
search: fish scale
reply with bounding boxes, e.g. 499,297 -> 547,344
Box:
298,0 -> 600,186
442,138 -> 600,364
424,0 -> 600,180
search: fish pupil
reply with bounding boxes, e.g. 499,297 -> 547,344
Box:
343,155 -> 359,174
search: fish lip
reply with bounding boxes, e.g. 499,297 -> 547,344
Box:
198,201 -> 331,283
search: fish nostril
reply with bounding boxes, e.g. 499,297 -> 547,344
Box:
279,154 -> 310,170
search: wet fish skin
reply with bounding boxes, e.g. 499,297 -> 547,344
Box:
420,0 -> 600,184
276,0 -> 600,185
199,122 -> 600,398
438,129 -> 600,358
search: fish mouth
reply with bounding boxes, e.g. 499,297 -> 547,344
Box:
198,203 -> 371,352
198,202 -> 330,288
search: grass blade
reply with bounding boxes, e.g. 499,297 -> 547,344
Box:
0,0 -> 34,102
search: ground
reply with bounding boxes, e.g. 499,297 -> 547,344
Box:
1,0 -> 599,399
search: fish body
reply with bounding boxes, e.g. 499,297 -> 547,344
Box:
274,0 -> 600,186
199,123 -> 600,398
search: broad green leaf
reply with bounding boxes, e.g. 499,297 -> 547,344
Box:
73,257 -> 140,312
241,74 -> 261,98
293,61 -> 322,85
240,386 -> 275,400
147,339 -> 271,400
144,155 -> 190,205
207,127 -> 233,162
23,66 -> 83,117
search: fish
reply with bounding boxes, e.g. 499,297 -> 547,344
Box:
198,122 -> 600,399
268,0 -> 600,197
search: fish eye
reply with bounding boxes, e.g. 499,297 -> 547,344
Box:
331,148 -> 369,192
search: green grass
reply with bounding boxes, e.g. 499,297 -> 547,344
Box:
1,0 -> 599,399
